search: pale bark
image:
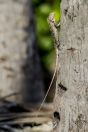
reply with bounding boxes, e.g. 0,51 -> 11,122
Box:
54,0 -> 88,131
0,0 -> 44,105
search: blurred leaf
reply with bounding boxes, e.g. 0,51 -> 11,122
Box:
38,37 -> 52,51
51,0 -> 61,22
36,16 -> 49,34
38,4 -> 51,15
34,0 -> 61,71
53,9 -> 60,22
42,51 -> 55,71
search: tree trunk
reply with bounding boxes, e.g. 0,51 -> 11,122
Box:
0,0 -> 44,105
54,0 -> 88,131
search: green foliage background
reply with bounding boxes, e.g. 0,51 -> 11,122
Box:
33,0 -> 60,71
33,0 -> 61,100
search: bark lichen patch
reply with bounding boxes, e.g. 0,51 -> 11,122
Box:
75,114 -> 86,129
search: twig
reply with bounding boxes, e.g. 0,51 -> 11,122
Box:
0,92 -> 20,101
0,111 -> 52,121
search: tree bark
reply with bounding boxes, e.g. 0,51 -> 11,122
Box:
0,0 -> 44,105
54,0 -> 88,131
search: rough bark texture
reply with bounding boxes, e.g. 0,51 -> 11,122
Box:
54,0 -> 88,131
0,0 -> 44,105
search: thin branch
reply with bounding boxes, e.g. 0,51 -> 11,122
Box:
0,92 -> 20,101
